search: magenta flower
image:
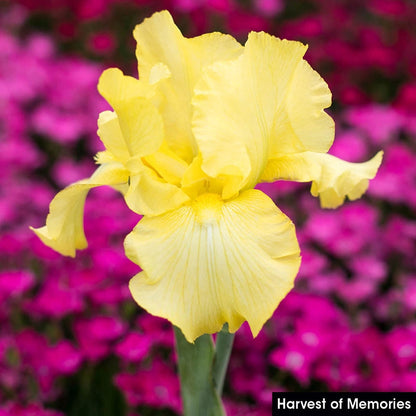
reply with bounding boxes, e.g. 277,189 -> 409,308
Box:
115,332 -> 152,363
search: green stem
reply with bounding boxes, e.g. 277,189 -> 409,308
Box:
174,327 -> 225,416
212,324 -> 235,396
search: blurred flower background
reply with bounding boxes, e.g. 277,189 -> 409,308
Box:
0,0 -> 415,415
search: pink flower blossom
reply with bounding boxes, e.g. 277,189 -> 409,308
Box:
0,271 -> 34,297
115,332 -> 152,362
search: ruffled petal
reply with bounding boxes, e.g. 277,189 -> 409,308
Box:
133,10 -> 243,161
193,32 -> 335,196
31,163 -> 129,257
193,33 -> 323,196
125,189 -> 300,342
261,151 -> 383,208
273,59 -> 334,155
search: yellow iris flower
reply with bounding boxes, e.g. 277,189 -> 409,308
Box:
31,11 -> 382,342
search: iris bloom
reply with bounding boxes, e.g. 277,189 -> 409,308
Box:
32,11 -> 382,342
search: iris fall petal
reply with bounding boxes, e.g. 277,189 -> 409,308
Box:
31,163 -> 129,257
125,189 -> 300,342
261,151 -> 383,208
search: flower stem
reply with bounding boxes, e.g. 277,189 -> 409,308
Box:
174,326 -> 225,416
213,324 -> 235,396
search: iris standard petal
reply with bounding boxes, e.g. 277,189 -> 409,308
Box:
115,96 -> 164,157
274,59 -> 334,155
31,163 -> 129,257
97,111 -> 129,162
97,106 -> 186,190
261,151 -> 383,208
98,71 -> 165,160
125,189 -> 300,342
133,10 -> 243,161
193,32 -> 333,196
98,67 -> 150,106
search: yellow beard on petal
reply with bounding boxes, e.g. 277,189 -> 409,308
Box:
192,193 -> 224,224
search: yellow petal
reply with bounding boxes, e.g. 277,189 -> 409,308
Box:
31,163 -> 129,257
192,33 -> 304,193
148,62 -> 171,85
275,59 -> 334,155
193,32 -> 335,195
97,111 -> 130,162
125,189 -> 300,342
133,10 -> 243,161
143,142 -> 188,186
97,88 -> 164,160
115,97 -> 164,157
97,68 -> 150,106
261,151 -> 383,208
125,166 -> 190,216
